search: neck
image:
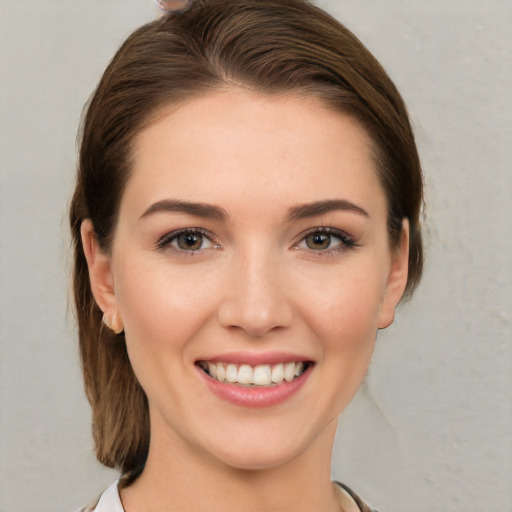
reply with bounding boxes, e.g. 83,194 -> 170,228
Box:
121,419 -> 341,512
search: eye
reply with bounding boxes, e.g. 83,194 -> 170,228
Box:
157,228 -> 218,253
296,228 -> 355,253
175,232 -> 208,251
305,232 -> 334,250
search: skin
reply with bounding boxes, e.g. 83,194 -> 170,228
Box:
82,88 -> 409,512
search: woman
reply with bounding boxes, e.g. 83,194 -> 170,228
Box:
71,0 -> 423,510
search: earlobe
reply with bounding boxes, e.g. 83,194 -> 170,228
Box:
377,219 -> 410,329
81,220 -> 123,331
102,311 -> 124,335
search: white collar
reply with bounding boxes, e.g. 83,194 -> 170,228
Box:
92,480 -> 370,512
94,481 -> 124,512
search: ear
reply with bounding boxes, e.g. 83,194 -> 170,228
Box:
81,219 -> 123,333
377,219 -> 410,329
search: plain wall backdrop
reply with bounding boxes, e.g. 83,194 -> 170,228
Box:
0,1 -> 511,511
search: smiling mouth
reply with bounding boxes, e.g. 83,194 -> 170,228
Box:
197,361 -> 312,387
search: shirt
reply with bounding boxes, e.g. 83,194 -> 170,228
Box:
77,480 -> 379,512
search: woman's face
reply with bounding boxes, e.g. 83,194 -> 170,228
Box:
85,89 -> 408,471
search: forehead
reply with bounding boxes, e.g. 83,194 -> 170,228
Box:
124,88 -> 385,220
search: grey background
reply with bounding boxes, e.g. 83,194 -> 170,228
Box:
1,1 -> 510,511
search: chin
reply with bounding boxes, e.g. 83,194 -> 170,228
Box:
212,442 -> 304,472
201,417 -> 334,473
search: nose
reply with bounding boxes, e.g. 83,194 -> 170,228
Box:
217,249 -> 294,337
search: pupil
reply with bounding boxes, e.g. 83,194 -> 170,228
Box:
307,233 -> 330,250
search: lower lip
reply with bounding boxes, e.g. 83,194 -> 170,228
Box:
196,365 -> 312,408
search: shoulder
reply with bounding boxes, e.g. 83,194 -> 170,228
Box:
334,481 -> 381,512
74,481 -> 123,512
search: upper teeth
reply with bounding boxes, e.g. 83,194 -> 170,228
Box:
199,361 -> 306,386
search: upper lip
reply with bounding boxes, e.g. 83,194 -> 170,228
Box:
196,351 -> 313,366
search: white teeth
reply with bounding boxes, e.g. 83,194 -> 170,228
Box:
200,361 -> 308,386
216,363 -> 226,382
226,364 -> 238,383
271,363 -> 284,384
237,364 -> 254,385
284,362 -> 296,382
207,362 -> 217,379
253,365 -> 272,386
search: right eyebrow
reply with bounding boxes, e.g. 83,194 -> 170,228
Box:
287,199 -> 369,221
139,199 -> 229,222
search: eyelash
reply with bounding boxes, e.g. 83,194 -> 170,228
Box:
294,227 -> 357,255
156,228 -> 219,253
156,226 -> 357,254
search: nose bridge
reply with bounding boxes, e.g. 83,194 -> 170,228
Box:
218,241 -> 293,336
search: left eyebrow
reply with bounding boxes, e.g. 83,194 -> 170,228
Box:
139,199 -> 229,221
287,199 -> 369,221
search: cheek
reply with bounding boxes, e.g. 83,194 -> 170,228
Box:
112,255 -> 222,365
298,262 -> 385,350
294,270 -> 382,421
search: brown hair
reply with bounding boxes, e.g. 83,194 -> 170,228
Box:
70,0 -> 423,480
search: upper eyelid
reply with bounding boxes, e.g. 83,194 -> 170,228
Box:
156,227 -> 217,249
296,226 -> 355,242
293,227 -> 358,254
155,225 -> 355,250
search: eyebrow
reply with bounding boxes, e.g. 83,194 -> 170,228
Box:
287,199 -> 369,221
140,199 -> 229,221
139,198 -> 368,223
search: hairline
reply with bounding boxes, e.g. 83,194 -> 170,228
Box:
105,82 -> 401,254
